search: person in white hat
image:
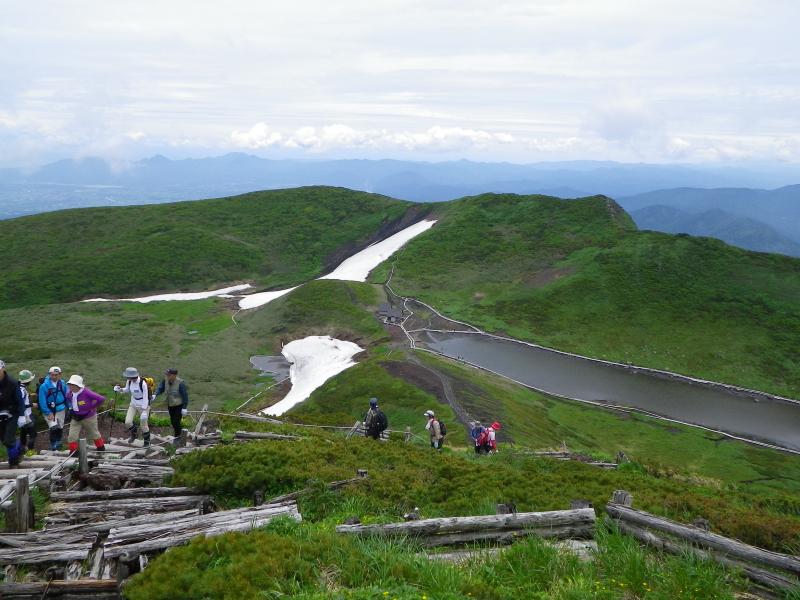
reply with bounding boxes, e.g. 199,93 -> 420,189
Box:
17,369 -> 38,452
114,367 -> 152,446
424,409 -> 443,451
66,375 -> 106,454
38,366 -> 69,450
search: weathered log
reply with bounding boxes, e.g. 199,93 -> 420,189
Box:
419,524 -> 596,547
607,503 -> 800,577
0,543 -> 93,565
616,520 -> 799,592
51,486 -> 201,502
336,508 -> 596,538
89,548 -> 104,579
95,458 -> 171,466
235,412 -> 284,425
48,495 -> 210,522
611,490 -> 633,507
0,579 -> 120,600
0,468 -> 47,479
194,403 -> 209,435
265,475 -> 368,505
233,431 -> 300,441
0,483 -> 15,504
426,548 -> 504,562
44,508 -> 199,535
78,439 -> 89,476
103,504 -> 302,557
194,432 -> 223,446
86,472 -> 122,491
65,559 -> 84,580
586,462 -> 618,469
174,446 -> 210,455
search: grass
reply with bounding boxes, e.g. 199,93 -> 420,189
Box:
375,193 -> 800,397
0,186 -> 411,308
122,430 -> 800,598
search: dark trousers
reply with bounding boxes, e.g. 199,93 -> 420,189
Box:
168,405 -> 183,437
0,417 -> 16,447
20,423 -> 36,450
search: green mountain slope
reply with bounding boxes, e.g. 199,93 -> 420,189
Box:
374,193 -> 800,397
0,186 -> 412,309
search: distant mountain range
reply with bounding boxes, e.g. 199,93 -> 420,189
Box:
629,205 -> 800,257
1,153 -> 798,256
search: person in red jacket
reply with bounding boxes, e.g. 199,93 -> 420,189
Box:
476,421 -> 501,454
66,374 -> 106,453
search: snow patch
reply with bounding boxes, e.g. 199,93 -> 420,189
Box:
237,286 -> 298,310
262,335 -> 363,416
83,284 -> 253,304
320,219 -> 436,282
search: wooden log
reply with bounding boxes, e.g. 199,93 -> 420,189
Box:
607,503 -> 800,577
0,543 -> 93,565
419,524 -> 596,547
65,559 -> 83,580
48,495 -> 210,522
233,431 -> 300,441
174,446 -> 210,455
426,548 -> 504,562
95,458 -> 171,466
4,564 -> 17,582
611,490 -> 632,507
0,579 -> 121,599
104,504 -> 302,557
345,420 -> 361,440
86,472 -> 122,491
0,483 -> 14,505
336,508 -> 596,538
89,548 -> 104,580
587,462 -> 618,469
13,475 -> 31,534
51,486 -> 201,502
78,439 -> 89,476
194,403 -> 209,435
616,520 -> 799,592
265,475 -> 367,505
43,508 -> 199,535
177,428 -> 189,448
194,432 -> 223,446
0,468 -> 46,479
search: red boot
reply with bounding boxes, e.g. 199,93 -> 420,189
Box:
94,438 -> 106,452
68,441 -> 78,453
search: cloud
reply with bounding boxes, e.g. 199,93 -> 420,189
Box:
231,123 -> 515,153
229,122 -> 283,149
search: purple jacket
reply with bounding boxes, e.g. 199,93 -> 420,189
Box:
68,387 -> 106,418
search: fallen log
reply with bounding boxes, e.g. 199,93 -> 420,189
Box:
616,520 -> 799,592
336,508 -> 596,538
233,431 -> 300,441
266,475 -> 368,504
43,508 -> 199,534
236,412 -> 284,425
607,503 -> 800,577
48,495 -> 211,522
0,579 -> 120,599
51,486 -> 201,502
0,543 -> 93,565
418,523 -> 595,547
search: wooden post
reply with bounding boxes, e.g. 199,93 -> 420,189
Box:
79,439 -> 89,476
194,404 -> 209,436
496,503 -> 517,515
14,475 -> 31,533
570,499 -> 593,509
357,469 -> 368,478
404,426 -> 412,443
178,428 -> 189,448
611,490 -> 632,507
253,490 -> 264,506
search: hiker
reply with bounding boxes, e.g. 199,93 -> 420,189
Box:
476,421 -> 501,454
0,360 -> 24,468
470,420 -> 486,454
66,375 -> 106,453
38,366 -> 70,451
17,369 -> 38,453
424,409 -> 443,450
363,397 -> 388,440
153,368 -> 189,438
114,367 -> 152,447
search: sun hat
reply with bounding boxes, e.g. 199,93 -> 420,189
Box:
49,366 -> 62,374
18,369 -> 35,384
165,368 -> 178,375
123,367 -> 139,378
491,421 -> 501,430
67,374 -> 85,388
424,410 -> 435,417
369,398 -> 378,407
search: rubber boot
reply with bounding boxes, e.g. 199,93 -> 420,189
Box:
7,441 -> 21,468
49,426 -> 59,451
94,438 -> 106,452
68,441 -> 78,454
143,432 -> 151,447
127,424 -> 138,444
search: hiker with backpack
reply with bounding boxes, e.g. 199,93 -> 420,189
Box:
476,421 -> 501,454
17,369 -> 38,453
153,368 -> 189,438
424,409 -> 445,450
38,366 -> 70,451
114,367 -> 153,447
363,397 -> 388,440
66,375 -> 107,453
0,360 -> 25,468
470,421 -> 487,454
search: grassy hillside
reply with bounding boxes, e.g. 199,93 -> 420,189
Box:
121,429 -> 799,598
374,193 -> 800,397
0,186 -> 410,308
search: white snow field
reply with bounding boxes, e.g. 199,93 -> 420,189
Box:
238,219 -> 437,309
237,286 -> 298,310
83,283 -> 252,304
263,336 -> 363,416
319,219 -> 437,282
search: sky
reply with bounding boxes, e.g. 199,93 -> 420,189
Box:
1,0 -> 799,168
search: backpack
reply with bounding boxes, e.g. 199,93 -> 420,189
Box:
476,428 -> 489,447
438,420 -> 447,437
139,377 -> 156,399
470,425 -> 485,442
375,410 -> 388,432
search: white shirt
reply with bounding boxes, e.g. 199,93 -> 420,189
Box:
120,377 -> 151,409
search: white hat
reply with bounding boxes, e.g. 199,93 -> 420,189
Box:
0,359 -> 5,370
49,366 -> 62,374
424,410 -> 435,417
67,374 -> 85,388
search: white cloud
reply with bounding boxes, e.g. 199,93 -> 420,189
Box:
230,122 -> 283,149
